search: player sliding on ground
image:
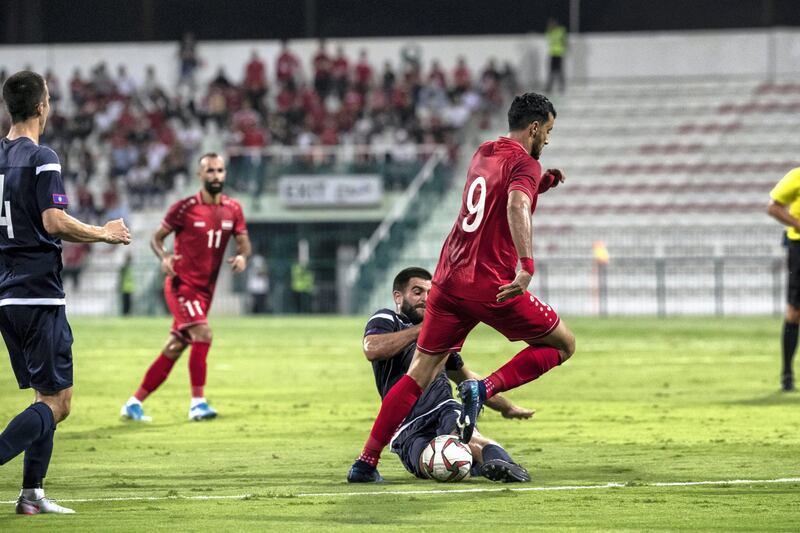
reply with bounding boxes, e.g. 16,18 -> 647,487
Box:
121,153 -> 251,422
0,71 -> 131,514
349,92 -> 575,482
352,267 -> 533,483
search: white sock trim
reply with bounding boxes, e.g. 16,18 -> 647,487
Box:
21,488 -> 45,500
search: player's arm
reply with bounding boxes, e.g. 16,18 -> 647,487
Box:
497,190 -> 534,303
151,225 -> 180,277
767,199 -> 800,230
446,365 -> 534,419
228,233 -> 252,273
42,208 -> 130,244
362,325 -> 422,362
768,169 -> 800,228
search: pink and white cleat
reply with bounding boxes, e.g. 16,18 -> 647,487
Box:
15,493 -> 75,514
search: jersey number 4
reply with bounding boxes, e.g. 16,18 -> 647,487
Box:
461,176 -> 486,233
0,175 -> 14,239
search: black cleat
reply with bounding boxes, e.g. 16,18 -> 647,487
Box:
781,373 -> 796,392
480,459 -> 531,483
457,379 -> 484,443
347,459 -> 386,483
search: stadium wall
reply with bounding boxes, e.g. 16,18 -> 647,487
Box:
2,29 -> 800,96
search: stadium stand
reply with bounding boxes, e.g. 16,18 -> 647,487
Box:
0,48 -> 501,314
358,78 -> 799,315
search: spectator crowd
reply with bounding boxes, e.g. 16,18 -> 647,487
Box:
0,39 -> 519,211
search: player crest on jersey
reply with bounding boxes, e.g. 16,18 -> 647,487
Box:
221,220 -> 233,230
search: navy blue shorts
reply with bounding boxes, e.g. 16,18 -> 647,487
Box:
390,399 -> 463,478
0,305 -> 74,392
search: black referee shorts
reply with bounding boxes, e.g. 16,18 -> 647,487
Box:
0,305 -> 74,392
787,240 -> 800,307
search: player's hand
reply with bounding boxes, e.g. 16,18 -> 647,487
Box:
502,404 -> 535,419
102,218 -> 131,245
496,270 -> 532,302
228,254 -> 247,273
161,254 -> 181,277
543,168 -> 566,188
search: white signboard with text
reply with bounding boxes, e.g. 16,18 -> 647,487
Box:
278,175 -> 383,207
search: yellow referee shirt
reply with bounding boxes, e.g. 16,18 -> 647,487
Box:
770,167 -> 800,240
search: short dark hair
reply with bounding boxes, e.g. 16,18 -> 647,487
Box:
2,70 -> 46,123
507,92 -> 556,131
393,267 -> 432,292
198,152 -> 223,164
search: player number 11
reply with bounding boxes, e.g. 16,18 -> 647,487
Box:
183,300 -> 204,317
206,229 -> 222,248
461,176 -> 486,233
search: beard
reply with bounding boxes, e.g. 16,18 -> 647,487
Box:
400,300 -> 425,325
204,181 -> 224,195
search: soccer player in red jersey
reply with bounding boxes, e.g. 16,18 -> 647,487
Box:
349,92 -> 574,482
121,153 -> 251,422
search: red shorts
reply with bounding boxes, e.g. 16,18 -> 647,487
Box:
164,278 -> 213,341
417,284 -> 560,354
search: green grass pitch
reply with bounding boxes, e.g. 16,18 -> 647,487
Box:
1,316 -> 799,531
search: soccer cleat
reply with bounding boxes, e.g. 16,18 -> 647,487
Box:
457,379 -> 484,443
781,373 -> 796,392
15,495 -> 76,514
480,459 -> 531,483
120,402 -> 152,422
347,460 -> 385,483
188,402 -> 218,421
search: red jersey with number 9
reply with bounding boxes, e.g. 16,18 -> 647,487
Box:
433,137 -> 545,302
162,192 -> 248,293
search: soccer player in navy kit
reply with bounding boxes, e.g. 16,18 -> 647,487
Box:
349,93 -> 575,481
352,267 -> 532,483
0,71 -> 131,514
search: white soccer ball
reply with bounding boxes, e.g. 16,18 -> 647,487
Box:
420,434 -> 473,482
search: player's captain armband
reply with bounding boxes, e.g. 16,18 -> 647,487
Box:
520,257 -> 535,275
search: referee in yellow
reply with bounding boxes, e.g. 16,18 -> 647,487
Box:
545,17 -> 567,94
768,167 -> 800,391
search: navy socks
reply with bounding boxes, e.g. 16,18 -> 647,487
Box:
22,425 -> 55,489
482,443 -> 514,463
0,403 -> 55,466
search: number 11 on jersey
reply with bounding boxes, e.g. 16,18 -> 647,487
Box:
206,229 -> 221,248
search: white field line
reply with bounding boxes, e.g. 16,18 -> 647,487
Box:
2,477 -> 799,504
297,477 -> 800,498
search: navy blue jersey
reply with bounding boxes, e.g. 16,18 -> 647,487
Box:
364,308 -> 464,418
0,137 -> 68,303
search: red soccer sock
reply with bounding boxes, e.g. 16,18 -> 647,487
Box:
189,341 -> 211,398
135,353 -> 177,401
482,346 -> 562,400
358,374 -> 423,467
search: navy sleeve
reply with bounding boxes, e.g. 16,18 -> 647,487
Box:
364,309 -> 398,336
34,147 -> 68,212
445,352 -> 464,371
